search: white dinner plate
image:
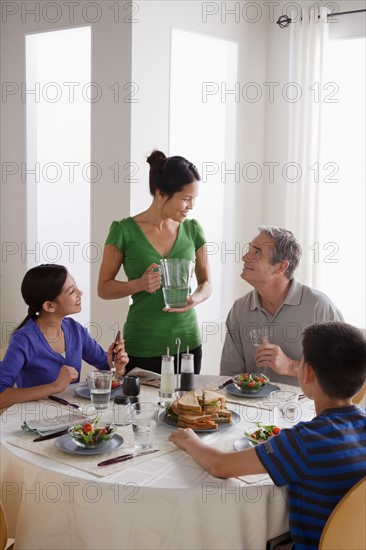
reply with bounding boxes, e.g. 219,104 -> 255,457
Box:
233,437 -> 252,451
225,382 -> 280,398
54,433 -> 124,455
235,425 -> 281,449
74,382 -> 123,400
160,410 -> 241,433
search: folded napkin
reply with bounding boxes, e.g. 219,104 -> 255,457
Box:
22,412 -> 86,436
127,367 -> 161,387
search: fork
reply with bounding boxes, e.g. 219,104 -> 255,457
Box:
48,395 -> 83,412
111,330 -> 121,374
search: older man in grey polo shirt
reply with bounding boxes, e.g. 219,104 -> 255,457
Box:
220,226 -> 344,385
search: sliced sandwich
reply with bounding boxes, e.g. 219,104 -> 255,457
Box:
178,413 -> 218,430
201,389 -> 232,423
167,389 -> 232,429
170,390 -> 202,417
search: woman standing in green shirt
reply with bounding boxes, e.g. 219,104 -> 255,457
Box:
97,150 -> 212,374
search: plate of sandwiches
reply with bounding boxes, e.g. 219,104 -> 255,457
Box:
161,389 -> 241,432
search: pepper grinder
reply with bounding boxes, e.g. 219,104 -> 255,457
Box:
180,346 -> 195,391
159,348 -> 176,407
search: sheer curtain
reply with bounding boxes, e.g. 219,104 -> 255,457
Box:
285,6 -> 329,285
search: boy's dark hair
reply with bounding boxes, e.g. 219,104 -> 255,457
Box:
302,322 -> 366,398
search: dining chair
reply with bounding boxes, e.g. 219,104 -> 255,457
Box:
0,501 -> 15,550
319,476 -> 366,549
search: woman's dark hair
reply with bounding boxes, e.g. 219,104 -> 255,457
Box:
302,322 -> 366,399
146,150 -> 200,197
14,264 -> 68,332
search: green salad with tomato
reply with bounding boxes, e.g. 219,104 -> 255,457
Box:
245,422 -> 281,445
233,373 -> 269,392
68,416 -> 116,447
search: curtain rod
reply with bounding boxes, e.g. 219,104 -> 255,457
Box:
277,9 -> 366,28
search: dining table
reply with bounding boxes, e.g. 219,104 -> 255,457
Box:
0,374 -> 315,550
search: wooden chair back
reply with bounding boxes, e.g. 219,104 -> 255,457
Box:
0,501 -> 14,550
319,477 -> 366,549
352,383 -> 366,405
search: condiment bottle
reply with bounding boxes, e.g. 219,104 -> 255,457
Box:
180,347 -> 194,391
113,395 -> 133,426
159,348 -> 176,407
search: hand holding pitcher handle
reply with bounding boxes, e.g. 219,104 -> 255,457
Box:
140,263 -> 161,294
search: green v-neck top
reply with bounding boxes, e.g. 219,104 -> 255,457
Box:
105,217 -> 206,357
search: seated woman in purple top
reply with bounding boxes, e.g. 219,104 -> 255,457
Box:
0,264 -> 129,409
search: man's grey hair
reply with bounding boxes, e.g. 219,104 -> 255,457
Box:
258,225 -> 302,280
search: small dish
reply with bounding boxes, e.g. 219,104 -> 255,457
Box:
233,437 -> 252,451
160,410 -> 241,433
244,423 -> 281,446
74,382 -> 122,400
55,434 -> 123,455
232,373 -> 269,393
68,418 -> 116,448
225,382 -> 280,398
111,378 -> 123,390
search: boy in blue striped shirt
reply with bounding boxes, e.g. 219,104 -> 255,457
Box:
169,322 -> 366,550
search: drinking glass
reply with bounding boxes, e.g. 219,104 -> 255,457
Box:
249,328 -> 270,348
131,402 -> 159,451
270,390 -> 299,425
87,371 -> 113,410
160,259 -> 195,308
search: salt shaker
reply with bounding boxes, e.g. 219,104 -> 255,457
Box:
159,349 -> 176,407
180,348 -> 194,391
113,395 -> 133,426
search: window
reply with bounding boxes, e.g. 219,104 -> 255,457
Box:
314,36 -> 365,327
26,27 -> 91,325
169,28 -> 238,325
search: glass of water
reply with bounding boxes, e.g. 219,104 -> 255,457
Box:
87,371 -> 113,410
131,402 -> 159,451
270,390 -> 299,425
249,328 -> 270,348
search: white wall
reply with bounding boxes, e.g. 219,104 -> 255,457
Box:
0,1 -> 268,372
130,1 -> 268,371
1,1 -> 364,371
0,1 -> 132,349
262,0 -> 365,320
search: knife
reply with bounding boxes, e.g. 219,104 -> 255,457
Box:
215,378 -> 233,390
48,395 -> 83,412
33,428 -> 70,442
97,448 -> 159,467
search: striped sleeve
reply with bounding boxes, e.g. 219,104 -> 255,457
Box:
255,407 -> 366,550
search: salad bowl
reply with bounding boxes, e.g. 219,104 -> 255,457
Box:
68,416 -> 116,448
244,422 -> 281,445
232,373 -> 269,393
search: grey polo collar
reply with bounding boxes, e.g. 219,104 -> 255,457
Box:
250,278 -> 302,311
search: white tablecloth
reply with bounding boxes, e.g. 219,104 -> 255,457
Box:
0,376 -> 314,550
